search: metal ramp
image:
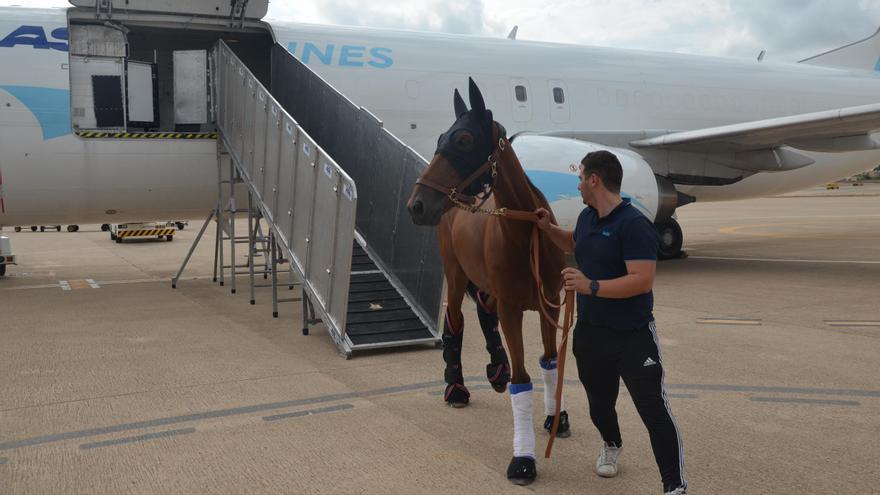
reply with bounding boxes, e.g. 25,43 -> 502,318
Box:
198,41 -> 443,357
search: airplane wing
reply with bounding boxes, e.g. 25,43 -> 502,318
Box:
629,102 -> 880,154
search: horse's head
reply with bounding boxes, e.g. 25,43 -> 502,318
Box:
407,77 -> 504,226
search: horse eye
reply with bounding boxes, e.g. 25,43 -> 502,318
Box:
455,133 -> 474,151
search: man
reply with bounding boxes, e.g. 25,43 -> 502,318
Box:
535,150 -> 687,495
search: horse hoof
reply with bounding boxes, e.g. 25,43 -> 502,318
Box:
486,362 -> 510,393
543,410 -> 571,438
444,382 -> 470,407
506,456 -> 536,485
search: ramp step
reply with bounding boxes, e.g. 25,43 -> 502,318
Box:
348,329 -> 434,346
344,240 -> 433,347
347,290 -> 400,303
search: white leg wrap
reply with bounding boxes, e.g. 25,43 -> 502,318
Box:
541,359 -> 564,416
510,384 -> 535,459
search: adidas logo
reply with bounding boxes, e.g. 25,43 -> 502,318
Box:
643,357 -> 657,367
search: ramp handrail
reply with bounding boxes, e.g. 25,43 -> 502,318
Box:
214,40 -> 357,352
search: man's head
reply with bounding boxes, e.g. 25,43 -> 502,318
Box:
577,150 -> 623,205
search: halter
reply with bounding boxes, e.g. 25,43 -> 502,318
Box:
415,126 -> 508,215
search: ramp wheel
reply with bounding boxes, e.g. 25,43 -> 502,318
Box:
0,264 -> 6,277
166,235 -> 173,242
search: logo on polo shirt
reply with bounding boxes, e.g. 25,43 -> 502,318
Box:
602,230 -> 612,237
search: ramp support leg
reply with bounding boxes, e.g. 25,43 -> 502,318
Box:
228,162 -> 238,295
271,230 -> 279,318
172,209 -> 216,289
247,191 -> 256,305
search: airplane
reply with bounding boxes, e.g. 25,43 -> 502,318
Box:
1,0 -> 879,265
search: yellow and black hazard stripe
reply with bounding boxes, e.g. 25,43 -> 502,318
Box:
119,229 -> 176,237
76,131 -> 218,139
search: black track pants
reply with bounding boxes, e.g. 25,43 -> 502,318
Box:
573,320 -> 687,492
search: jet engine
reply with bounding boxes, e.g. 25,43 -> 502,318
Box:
511,134 -> 687,258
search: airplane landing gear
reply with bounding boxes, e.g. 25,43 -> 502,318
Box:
656,218 -> 684,259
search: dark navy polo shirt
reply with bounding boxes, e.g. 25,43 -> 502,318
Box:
572,198 -> 658,331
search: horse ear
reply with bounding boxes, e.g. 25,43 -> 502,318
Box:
468,77 -> 486,115
453,88 -> 468,118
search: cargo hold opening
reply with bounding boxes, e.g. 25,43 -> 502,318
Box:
67,17 -> 273,135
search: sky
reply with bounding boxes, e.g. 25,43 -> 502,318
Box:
3,0 -> 880,62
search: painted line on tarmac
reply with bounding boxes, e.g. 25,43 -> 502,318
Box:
86,278 -> 100,289
2,378 -> 877,453
688,256 -> 880,265
696,318 -> 762,326
825,321 -> 880,328
749,397 -> 860,407
263,403 -> 354,422
0,380 -> 446,453
669,383 -> 880,398
58,280 -> 71,291
79,427 -> 196,450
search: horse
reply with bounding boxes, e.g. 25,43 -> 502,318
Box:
406,77 -> 570,485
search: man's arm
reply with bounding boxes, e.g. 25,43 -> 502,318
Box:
535,208 -> 575,253
562,260 -> 656,298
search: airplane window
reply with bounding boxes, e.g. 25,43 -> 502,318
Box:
553,87 -> 565,104
515,85 -> 527,102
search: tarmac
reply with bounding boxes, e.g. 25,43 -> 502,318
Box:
1,183 -> 879,494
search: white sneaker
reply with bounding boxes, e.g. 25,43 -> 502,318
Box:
664,488 -> 687,495
594,442 -> 622,478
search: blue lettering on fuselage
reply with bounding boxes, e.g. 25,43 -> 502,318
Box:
0,25 -> 68,52
287,42 -> 393,69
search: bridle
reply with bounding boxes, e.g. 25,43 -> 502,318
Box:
415,126 -> 509,215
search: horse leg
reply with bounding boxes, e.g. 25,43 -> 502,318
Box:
442,269 -> 470,408
497,301 -> 536,485
539,305 -> 571,438
466,282 -> 510,393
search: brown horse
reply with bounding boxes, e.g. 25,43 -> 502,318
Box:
406,78 -> 569,485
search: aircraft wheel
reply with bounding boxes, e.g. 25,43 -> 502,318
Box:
101,224 -> 110,232
176,222 -> 186,230
14,227 -> 21,232
67,225 -> 79,233
56,225 -> 62,232
656,218 -> 684,260
40,226 -> 45,232
30,226 -> 37,232
0,264 -> 6,277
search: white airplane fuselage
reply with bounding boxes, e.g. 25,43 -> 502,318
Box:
1,7 -> 879,228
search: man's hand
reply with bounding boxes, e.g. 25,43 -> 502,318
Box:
561,267 -> 590,294
535,208 -> 552,231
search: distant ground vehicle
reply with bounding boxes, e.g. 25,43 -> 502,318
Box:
826,183 -> 840,190
110,222 -> 177,243
0,235 -> 15,277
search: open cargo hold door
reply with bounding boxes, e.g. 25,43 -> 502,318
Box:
67,0 -> 268,21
